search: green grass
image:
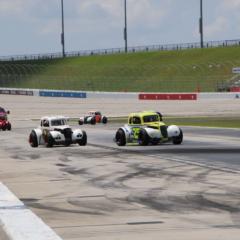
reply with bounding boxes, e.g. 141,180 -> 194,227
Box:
165,116 -> 240,128
1,46 -> 240,92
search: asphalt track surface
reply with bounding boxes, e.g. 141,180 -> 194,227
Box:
0,95 -> 240,239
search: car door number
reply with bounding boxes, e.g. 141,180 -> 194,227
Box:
132,127 -> 140,139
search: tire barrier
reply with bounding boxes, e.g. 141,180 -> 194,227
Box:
139,93 -> 197,100
39,90 -> 86,98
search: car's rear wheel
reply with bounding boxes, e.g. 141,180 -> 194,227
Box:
172,129 -> 183,145
138,129 -> 149,146
78,119 -> 84,125
29,131 -> 38,148
151,139 -> 159,145
78,131 -> 87,146
115,129 -> 126,146
7,123 -> 11,131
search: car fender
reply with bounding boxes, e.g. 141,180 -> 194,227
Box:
118,125 -> 131,142
167,125 -> 182,138
72,129 -> 84,141
144,127 -> 161,139
49,130 -> 64,142
32,128 -> 44,145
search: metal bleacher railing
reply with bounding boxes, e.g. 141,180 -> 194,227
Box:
0,39 -> 240,62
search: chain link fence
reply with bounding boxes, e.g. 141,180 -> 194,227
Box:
0,39 -> 240,62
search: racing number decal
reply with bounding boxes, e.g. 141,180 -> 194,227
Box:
132,127 -> 140,139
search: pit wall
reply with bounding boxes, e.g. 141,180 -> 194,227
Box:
0,88 -> 239,100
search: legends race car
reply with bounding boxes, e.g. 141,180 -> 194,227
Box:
29,116 -> 87,147
0,107 -> 11,131
114,111 -> 183,146
79,111 -> 108,125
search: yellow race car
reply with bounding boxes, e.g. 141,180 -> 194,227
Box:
115,111 -> 183,146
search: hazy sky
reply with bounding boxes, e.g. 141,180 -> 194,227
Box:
0,0 -> 240,56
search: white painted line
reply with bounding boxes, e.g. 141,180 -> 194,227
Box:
0,183 -> 63,240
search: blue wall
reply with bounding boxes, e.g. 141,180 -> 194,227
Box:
39,91 -> 86,98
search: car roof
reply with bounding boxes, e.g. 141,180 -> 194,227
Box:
128,111 -> 158,118
40,116 -> 68,121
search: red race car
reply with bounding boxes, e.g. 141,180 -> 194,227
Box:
79,111 -> 108,125
0,107 -> 11,131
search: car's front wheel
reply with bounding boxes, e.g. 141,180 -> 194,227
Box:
78,131 -> 87,146
172,129 -> 183,145
78,119 -> 84,125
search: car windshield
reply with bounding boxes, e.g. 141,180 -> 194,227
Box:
143,115 -> 159,123
51,119 -> 67,126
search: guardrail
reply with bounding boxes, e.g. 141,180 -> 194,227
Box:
0,39 -> 240,62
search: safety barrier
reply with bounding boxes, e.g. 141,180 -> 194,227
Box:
230,87 -> 240,92
39,90 -> 86,98
1,87 -> 239,100
139,93 -> 197,100
0,88 -> 34,96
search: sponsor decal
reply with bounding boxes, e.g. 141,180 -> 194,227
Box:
0,89 -> 33,96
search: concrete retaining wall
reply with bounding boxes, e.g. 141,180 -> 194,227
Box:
0,88 -> 239,100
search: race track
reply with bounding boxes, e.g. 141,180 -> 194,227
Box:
0,95 -> 240,240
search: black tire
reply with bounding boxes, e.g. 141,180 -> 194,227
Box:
91,117 -> 96,125
102,116 -> 108,124
138,129 -> 150,146
151,139 -> 159,145
2,125 -> 6,131
115,129 -> 126,146
7,123 -> 11,131
78,119 -> 84,125
78,131 -> 87,146
45,133 -> 54,148
29,131 -> 38,148
172,129 -> 183,145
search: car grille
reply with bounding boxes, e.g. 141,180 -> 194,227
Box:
160,125 -> 168,138
63,128 -> 72,141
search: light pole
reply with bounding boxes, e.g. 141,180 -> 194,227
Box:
61,0 -> 65,57
199,0 -> 204,48
124,0 -> 128,53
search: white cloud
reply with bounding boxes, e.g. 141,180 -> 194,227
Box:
221,0 -> 240,9
205,16 -> 228,38
38,20 -> 59,35
0,0 -> 33,15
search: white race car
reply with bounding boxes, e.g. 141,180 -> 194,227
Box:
29,116 -> 87,147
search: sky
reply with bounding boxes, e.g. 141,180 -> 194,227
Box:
0,0 -> 240,56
